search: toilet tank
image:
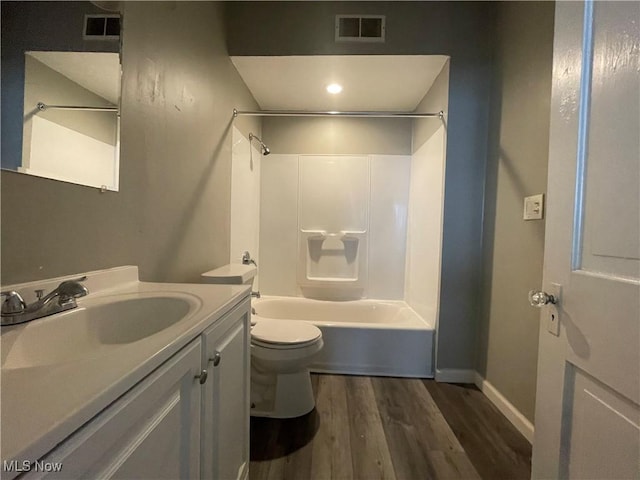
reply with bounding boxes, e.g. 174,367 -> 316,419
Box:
201,264 -> 257,285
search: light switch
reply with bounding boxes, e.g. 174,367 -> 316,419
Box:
523,194 -> 544,220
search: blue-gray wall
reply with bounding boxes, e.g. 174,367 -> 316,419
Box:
478,1 -> 554,423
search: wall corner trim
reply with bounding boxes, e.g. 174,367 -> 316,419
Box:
434,368 -> 477,383
473,372 -> 535,444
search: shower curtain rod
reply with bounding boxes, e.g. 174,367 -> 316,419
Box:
37,102 -> 118,112
233,109 -> 444,119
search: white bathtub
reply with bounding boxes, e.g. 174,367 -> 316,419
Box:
252,296 -> 434,378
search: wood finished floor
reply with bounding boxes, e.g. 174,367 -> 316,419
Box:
250,374 -> 531,480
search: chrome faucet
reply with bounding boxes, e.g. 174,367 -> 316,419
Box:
242,251 -> 257,267
1,277 -> 89,326
251,291 -> 261,299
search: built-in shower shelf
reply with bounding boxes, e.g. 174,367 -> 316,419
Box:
304,277 -> 359,282
298,229 -> 367,288
303,230 -> 366,241
297,155 -> 369,290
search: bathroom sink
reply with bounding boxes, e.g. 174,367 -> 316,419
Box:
1,295 -> 196,371
88,296 -> 193,344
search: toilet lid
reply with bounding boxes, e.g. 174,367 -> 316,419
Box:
251,319 -> 321,347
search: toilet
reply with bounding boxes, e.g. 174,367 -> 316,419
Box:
201,264 -> 323,418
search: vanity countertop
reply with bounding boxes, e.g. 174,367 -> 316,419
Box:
0,266 -> 250,469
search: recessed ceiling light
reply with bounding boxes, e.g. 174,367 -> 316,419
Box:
326,83 -> 343,94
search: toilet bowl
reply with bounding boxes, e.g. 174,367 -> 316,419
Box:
250,318 -> 323,418
201,263 -> 324,418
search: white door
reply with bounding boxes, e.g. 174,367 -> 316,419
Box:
531,1 -> 640,479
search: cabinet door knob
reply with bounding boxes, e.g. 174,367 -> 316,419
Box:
211,352 -> 221,367
195,369 -> 208,385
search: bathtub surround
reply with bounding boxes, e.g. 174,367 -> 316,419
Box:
256,139 -> 433,377
230,126 -> 261,289
257,106 -> 439,378
1,2 -> 261,284
259,154 -> 411,301
409,62 -> 454,383
297,155 -> 369,294
368,156 -> 411,300
259,117 -> 413,302
258,154 -> 299,298
404,124 -> 446,342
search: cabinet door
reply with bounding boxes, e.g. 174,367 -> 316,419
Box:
24,340 -> 202,480
201,299 -> 250,480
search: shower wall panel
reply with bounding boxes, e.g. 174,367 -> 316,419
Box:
260,154 -> 410,299
298,155 -> 368,289
299,155 -> 369,233
368,155 -> 411,299
405,125 -> 446,323
230,126 -> 261,288
259,154 -> 299,297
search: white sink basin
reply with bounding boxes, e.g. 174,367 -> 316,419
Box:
1,294 -> 198,370
91,296 -> 193,344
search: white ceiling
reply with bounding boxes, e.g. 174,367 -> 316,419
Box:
27,51 -> 121,104
230,55 -> 448,112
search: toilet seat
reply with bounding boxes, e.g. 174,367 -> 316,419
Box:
251,319 -> 321,350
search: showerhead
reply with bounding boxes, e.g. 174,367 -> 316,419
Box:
249,133 -> 270,156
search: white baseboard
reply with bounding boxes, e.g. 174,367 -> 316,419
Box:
473,372 -> 534,444
435,368 -> 476,383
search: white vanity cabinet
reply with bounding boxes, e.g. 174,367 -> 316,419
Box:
19,296 -> 251,480
22,339 -> 203,480
200,298 -> 251,480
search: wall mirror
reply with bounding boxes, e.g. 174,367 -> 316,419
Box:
12,50 -> 121,191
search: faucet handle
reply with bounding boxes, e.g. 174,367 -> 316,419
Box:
57,278 -> 89,300
67,275 -> 88,283
242,251 -> 257,267
1,291 -> 27,316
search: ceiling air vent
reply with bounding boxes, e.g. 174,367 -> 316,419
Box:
83,14 -> 120,40
335,15 -> 386,43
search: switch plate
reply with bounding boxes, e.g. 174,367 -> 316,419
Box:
523,194 -> 544,220
547,283 -> 562,336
